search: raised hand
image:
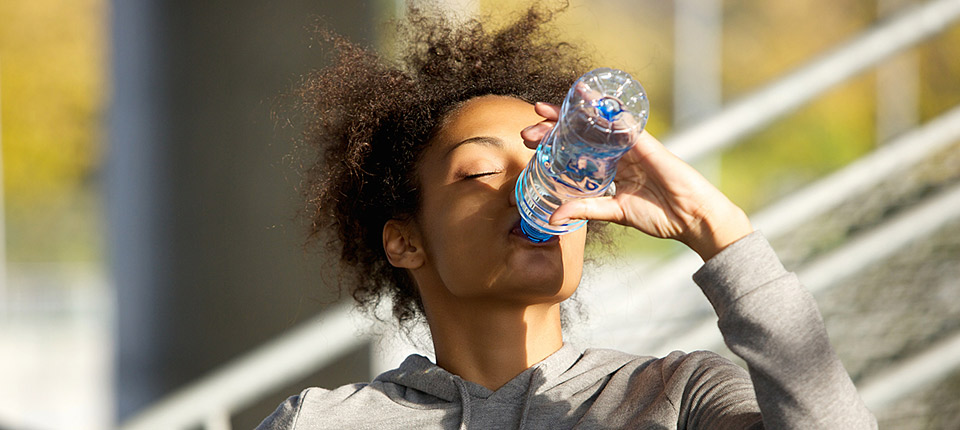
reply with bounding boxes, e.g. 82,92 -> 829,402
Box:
520,102 -> 753,261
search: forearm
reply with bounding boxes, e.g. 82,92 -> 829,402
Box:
680,200 -> 753,262
693,232 -> 877,429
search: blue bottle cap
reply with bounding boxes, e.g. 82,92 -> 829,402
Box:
595,96 -> 623,121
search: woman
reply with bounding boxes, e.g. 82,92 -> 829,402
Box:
259,6 -> 876,429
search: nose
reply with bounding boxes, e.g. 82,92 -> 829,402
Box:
508,173 -> 519,208
508,144 -> 537,208
508,152 -> 533,208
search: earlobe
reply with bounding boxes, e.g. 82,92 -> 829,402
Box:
383,219 -> 425,269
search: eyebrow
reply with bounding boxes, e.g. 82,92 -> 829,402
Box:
443,136 -> 504,159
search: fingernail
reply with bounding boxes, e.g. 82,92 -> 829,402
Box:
550,217 -> 570,226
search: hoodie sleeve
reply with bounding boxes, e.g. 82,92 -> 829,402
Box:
256,389 -> 310,430
692,231 -> 877,429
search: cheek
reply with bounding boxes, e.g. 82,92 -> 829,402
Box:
423,180 -> 506,249
422,193 -> 490,246
417,191 -> 499,288
559,228 -> 588,287
563,227 -> 587,257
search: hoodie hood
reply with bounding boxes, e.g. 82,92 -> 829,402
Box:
373,344 -> 635,429
376,344 -> 581,402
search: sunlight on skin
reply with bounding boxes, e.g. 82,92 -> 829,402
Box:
384,95 -> 752,390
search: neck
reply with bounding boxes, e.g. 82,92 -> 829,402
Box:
424,297 -> 564,391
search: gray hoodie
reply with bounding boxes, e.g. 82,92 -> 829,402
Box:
258,232 -> 877,429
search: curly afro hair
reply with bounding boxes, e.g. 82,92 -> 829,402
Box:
296,5 -> 598,330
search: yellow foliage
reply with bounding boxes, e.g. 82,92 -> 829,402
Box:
1,0 -> 105,196
1,0 -> 956,260
473,0 -> 960,256
0,0 -> 106,260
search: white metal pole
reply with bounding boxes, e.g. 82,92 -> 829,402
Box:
674,0 -> 723,186
0,57 -> 7,311
859,329 -> 960,411
120,304 -> 370,430
876,0 -> 920,142
647,179 -> 960,357
666,0 -> 960,164
203,410 -> 232,430
590,104 -> 960,349
674,0 -> 722,126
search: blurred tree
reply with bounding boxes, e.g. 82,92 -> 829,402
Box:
471,0 -> 959,255
0,0 -> 106,263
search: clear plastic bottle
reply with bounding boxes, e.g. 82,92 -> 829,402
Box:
515,67 -> 650,242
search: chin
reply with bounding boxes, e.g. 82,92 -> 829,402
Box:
506,266 -> 576,299
498,232 -> 585,300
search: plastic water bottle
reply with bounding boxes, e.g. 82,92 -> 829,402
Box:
515,67 -> 650,242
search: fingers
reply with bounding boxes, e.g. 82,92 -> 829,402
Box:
549,196 -> 625,226
533,101 -> 560,120
574,82 -> 605,107
521,102 -> 561,149
520,122 -> 553,148
631,129 -> 671,159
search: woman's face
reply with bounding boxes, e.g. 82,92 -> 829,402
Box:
412,95 -> 587,305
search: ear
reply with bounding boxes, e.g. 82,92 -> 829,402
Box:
383,219 -> 425,269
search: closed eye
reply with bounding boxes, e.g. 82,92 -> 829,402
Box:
462,171 -> 500,180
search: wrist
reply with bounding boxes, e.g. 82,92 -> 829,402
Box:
684,204 -> 753,262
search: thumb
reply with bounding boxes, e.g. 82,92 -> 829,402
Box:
549,196 -> 625,225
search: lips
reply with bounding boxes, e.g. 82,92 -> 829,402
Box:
509,218 -> 559,244
510,219 -> 525,236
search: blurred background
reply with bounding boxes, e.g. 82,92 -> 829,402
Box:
0,0 -> 958,429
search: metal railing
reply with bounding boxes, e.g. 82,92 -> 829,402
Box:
120,304 -> 369,430
635,176 -> 960,357
118,1 -> 960,428
590,103 -> 960,348
667,0 -> 960,164
860,329 -> 960,411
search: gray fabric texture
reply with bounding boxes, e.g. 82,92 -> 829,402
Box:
257,232 -> 877,429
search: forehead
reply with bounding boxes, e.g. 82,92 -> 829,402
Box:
430,95 -> 540,150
